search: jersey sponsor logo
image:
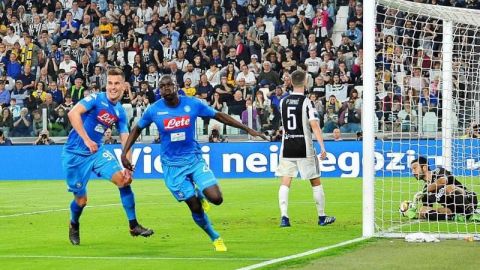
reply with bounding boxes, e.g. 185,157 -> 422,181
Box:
97,109 -> 118,127
164,116 -> 191,130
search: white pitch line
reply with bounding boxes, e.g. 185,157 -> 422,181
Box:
0,201 -> 357,218
0,255 -> 271,262
0,203 -> 157,218
236,237 -> 367,270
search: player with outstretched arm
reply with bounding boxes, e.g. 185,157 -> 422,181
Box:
63,68 -> 153,245
121,75 -> 268,251
276,70 -> 336,227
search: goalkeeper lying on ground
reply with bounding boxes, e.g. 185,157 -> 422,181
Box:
404,156 -> 480,221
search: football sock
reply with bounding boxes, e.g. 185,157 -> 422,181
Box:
119,185 -> 137,223
70,200 -> 85,226
312,185 -> 326,216
192,212 -> 220,241
279,185 -> 290,218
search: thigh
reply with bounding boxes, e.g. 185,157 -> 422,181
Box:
275,159 -> 298,178
163,165 -> 196,201
190,160 -> 218,193
62,151 -> 94,196
92,149 -> 123,181
298,157 -> 321,180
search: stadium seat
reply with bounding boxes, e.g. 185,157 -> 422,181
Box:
128,51 -> 137,67
122,104 -> 134,120
208,119 -> 225,135
277,34 -> 289,47
196,117 -> 204,135
226,115 -> 241,135
264,21 -> 275,42
422,112 -> 438,134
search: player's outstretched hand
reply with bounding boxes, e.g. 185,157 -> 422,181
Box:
84,139 -> 98,153
121,154 -> 135,172
247,128 -> 270,141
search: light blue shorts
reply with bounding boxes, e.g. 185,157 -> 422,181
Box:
162,160 -> 218,201
62,149 -> 122,196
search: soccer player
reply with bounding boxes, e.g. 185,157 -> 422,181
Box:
408,156 -> 479,221
276,70 -> 336,227
120,75 -> 268,252
63,68 -> 153,245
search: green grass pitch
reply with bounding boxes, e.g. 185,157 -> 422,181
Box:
0,178 -> 478,270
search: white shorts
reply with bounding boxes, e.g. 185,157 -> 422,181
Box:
275,156 -> 321,180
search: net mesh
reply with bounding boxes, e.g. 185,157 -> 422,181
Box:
374,0 -> 480,237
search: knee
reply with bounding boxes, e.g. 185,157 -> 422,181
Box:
209,195 -> 223,205
76,197 -> 88,207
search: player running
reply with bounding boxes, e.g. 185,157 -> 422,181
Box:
63,68 -> 153,245
406,156 -> 479,221
121,74 -> 268,252
276,70 -> 336,227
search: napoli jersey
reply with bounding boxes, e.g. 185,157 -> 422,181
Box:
64,92 -> 129,155
137,96 -> 217,166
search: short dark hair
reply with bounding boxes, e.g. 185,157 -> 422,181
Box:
291,70 -> 306,88
411,156 -> 429,169
107,67 -> 125,79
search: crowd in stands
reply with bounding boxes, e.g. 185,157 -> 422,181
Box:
0,0 -> 478,145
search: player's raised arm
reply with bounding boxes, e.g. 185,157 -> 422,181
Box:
68,102 -> 97,153
214,111 -> 269,141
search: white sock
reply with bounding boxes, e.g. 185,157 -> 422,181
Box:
278,185 -> 290,218
312,185 -> 326,217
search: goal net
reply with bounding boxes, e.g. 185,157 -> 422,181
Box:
372,0 -> 480,238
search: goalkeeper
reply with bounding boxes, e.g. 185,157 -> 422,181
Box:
406,156 -> 479,221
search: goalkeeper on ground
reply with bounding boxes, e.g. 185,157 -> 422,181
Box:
406,156 -> 479,221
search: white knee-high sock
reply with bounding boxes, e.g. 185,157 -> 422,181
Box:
312,185 -> 325,216
279,185 -> 290,218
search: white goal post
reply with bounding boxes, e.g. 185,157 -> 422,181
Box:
363,0 -> 480,238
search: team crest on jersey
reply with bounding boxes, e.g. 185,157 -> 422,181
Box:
184,105 -> 191,113
164,116 -> 191,130
97,109 -> 118,127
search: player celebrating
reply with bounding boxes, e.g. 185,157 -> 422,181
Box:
63,68 -> 153,245
407,156 -> 479,221
120,75 -> 268,252
276,70 -> 336,227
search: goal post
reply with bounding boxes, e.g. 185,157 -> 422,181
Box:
363,0 -> 480,238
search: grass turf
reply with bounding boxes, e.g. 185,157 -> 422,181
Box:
1,178 -> 478,270
0,178 -> 361,270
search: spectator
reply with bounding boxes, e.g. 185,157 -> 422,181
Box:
34,130 -> 55,145
89,66 -> 107,91
104,128 -> 118,144
59,54 -> 77,78
0,79 -> 10,107
241,98 -> 259,131
228,90 -> 247,117
323,95 -> 341,133
209,125 -> 226,143
11,107 -> 31,137
60,12 -> 80,40
51,106 -> 70,136
333,128 -> 343,141
339,98 -> 362,133
6,53 -> 22,80
344,20 -> 362,47
254,90 -> 272,130
0,106 -> 13,136
18,65 -> 36,91
68,77 -> 85,104
0,124 -> 13,145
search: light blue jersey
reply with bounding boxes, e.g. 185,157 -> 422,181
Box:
64,92 -> 129,155
137,96 -> 218,201
137,96 -> 217,167
62,92 -> 128,195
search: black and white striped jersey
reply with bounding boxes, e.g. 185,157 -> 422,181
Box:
279,93 -> 319,158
